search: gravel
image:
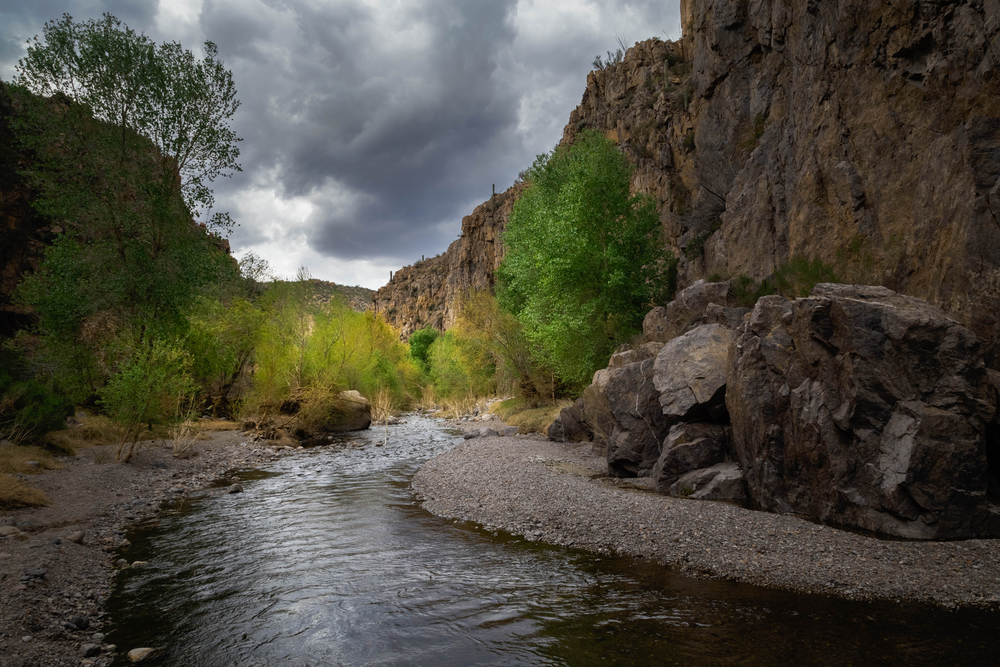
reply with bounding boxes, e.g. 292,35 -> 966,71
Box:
0,430 -> 291,667
413,429 -> 1000,610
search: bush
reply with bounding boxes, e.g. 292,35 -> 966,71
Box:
774,256 -> 839,298
0,348 -> 71,444
408,327 -> 440,372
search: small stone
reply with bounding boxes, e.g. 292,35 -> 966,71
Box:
80,642 -> 101,657
0,526 -> 20,537
130,561 -> 148,569
25,460 -> 40,469
70,614 -> 90,630
92,633 -> 106,642
23,567 -> 47,579
67,530 -> 86,544
116,559 -> 129,567
227,483 -> 243,494
120,538 -> 131,549
21,636 -> 31,642
128,647 -> 155,662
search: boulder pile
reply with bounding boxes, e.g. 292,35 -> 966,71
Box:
549,281 -> 1000,540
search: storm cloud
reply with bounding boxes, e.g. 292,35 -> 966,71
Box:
0,0 -> 681,287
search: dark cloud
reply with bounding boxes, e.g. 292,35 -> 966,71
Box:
0,0 -> 680,286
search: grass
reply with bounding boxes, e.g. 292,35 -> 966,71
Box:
0,443 -> 60,475
46,413 -> 170,453
493,397 -> 571,434
0,473 -> 49,509
169,421 -> 200,459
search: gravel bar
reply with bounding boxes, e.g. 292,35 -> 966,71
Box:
413,430 -> 1000,609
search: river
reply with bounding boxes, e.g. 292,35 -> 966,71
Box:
106,415 -> 999,666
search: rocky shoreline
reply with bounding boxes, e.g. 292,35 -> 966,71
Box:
413,427 -> 1000,610
0,430 -> 285,667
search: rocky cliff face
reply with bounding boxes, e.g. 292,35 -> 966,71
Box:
372,185 -> 521,337
378,0 -> 1000,354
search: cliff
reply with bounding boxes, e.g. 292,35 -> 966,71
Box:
372,185 -> 522,337
376,0 -> 1000,353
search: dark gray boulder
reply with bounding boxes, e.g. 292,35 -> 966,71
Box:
652,422 -> 729,492
604,358 -> 672,477
548,397 -> 592,443
653,324 -> 734,422
728,284 -> 1000,539
669,462 -> 746,501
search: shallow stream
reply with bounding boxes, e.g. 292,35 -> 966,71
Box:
107,416 -> 999,666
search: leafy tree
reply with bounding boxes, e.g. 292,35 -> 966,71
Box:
497,130 -> 674,388
8,13 -> 242,399
408,327 -> 439,371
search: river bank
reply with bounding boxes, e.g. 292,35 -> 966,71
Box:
413,428 -> 1000,610
0,429 -> 281,667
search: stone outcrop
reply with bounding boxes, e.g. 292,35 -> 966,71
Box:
727,284 -> 1000,539
558,280 -> 1000,539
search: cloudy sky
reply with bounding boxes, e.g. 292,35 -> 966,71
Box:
0,0 -> 680,289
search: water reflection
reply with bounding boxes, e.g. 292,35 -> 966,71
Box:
107,416 -> 999,666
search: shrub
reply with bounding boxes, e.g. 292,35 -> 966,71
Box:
408,327 -> 440,371
773,257 -> 839,298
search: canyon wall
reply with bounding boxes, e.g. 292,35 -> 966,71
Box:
376,0 -> 1000,355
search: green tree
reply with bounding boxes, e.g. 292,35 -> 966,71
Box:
497,130 -> 674,388
408,327 -> 440,371
8,14 -> 242,399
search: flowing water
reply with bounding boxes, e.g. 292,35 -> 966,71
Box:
107,416 -> 999,666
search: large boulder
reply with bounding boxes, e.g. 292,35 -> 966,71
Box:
728,284 -> 1000,539
604,358 -> 672,477
319,390 -> 372,433
548,397 -> 592,443
653,324 -> 734,422
642,280 -> 733,344
652,422 -> 729,492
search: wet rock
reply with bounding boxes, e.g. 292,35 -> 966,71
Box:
128,647 -> 155,662
653,324 -> 733,422
80,643 -> 101,658
652,422 -> 729,492
669,462 -> 746,501
728,285 -> 1000,539
227,483 -> 243,494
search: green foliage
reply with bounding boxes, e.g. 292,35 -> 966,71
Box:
497,130 -> 673,388
9,13 -> 242,401
408,327 -> 440,371
239,282 -> 417,417
14,12 -> 241,230
773,256 -> 839,298
98,338 -> 195,461
0,359 -> 72,444
426,333 -> 478,399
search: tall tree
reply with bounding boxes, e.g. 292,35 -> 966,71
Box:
8,13 -> 242,396
497,130 -> 675,388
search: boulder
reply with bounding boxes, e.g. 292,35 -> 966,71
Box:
604,358 -> 672,477
669,462 -> 746,501
652,422 -> 729,492
582,372 -> 615,455
642,281 -> 733,343
728,284 -> 1000,539
653,324 -> 734,422
548,398 -> 592,443
318,390 -> 372,433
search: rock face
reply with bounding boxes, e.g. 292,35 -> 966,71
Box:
728,284 -> 1000,539
372,185 -> 523,337
669,462 -> 746,501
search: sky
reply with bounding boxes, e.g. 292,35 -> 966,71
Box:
0,0 -> 681,289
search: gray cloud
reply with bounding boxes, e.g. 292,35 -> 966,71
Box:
0,0 -> 680,287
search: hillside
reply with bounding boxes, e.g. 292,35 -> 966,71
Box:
375,0 -> 1000,354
